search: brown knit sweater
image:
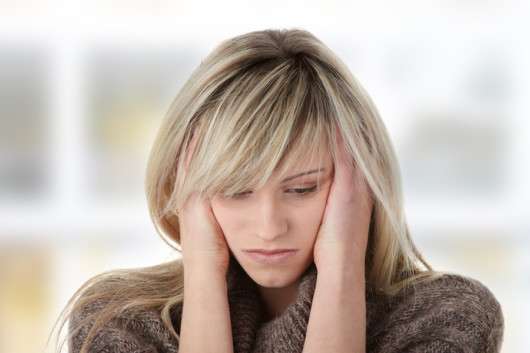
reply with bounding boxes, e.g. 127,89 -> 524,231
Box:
70,263 -> 504,352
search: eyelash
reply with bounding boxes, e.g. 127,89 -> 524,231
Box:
227,185 -> 319,200
229,191 -> 252,200
288,185 -> 318,195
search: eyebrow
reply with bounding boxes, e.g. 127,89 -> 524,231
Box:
281,168 -> 326,182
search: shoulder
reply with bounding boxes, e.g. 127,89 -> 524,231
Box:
367,273 -> 504,353
68,274 -> 180,353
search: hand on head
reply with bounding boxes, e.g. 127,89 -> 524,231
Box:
176,128 -> 373,278
313,134 -> 373,272
177,130 -> 230,275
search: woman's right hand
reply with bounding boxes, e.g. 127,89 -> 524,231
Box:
178,193 -> 230,276
178,132 -> 234,353
178,198 -> 234,353
177,130 -> 230,276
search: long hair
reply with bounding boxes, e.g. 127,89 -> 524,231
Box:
54,28 -> 431,352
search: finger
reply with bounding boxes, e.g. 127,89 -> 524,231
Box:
330,132 -> 357,200
331,132 -> 373,210
180,195 -> 214,244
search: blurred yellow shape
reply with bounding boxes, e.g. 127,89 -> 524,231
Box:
0,243 -> 52,353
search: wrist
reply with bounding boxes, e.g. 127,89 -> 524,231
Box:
183,260 -> 228,288
314,245 -> 365,274
316,261 -> 365,287
182,249 -> 229,273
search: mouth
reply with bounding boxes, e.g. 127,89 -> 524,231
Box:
242,249 -> 299,265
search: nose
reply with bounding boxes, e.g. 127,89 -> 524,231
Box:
254,195 -> 288,242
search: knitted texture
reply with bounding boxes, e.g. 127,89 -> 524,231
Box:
70,263 -> 503,352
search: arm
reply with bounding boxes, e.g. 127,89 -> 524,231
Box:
303,138 -> 372,353
304,257 -> 366,352
178,195 -> 233,353
177,133 -> 233,353
68,195 -> 233,353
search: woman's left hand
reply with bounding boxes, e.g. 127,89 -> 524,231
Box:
313,138 -> 373,273
304,137 -> 373,352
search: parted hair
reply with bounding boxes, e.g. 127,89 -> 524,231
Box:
54,28 -> 431,352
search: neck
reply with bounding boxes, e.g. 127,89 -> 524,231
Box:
257,279 -> 301,322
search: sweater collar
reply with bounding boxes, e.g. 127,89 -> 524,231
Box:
226,259 -> 317,353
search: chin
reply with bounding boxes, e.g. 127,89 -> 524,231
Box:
243,264 -> 306,289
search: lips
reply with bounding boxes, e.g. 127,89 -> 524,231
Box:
243,249 -> 299,264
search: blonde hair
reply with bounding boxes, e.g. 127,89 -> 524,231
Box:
54,28 -> 431,352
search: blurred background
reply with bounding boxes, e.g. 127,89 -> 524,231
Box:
0,0 -> 528,352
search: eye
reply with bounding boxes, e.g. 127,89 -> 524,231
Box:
288,185 -> 318,195
226,190 -> 253,200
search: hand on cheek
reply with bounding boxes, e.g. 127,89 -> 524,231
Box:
177,131 -> 230,276
177,132 -> 233,353
179,194 -> 230,275
313,139 -> 373,273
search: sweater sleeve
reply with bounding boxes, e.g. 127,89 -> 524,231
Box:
69,296 -> 180,353
367,274 -> 504,353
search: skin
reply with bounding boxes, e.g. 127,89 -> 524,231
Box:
304,136 -> 372,352
210,151 -> 334,318
178,134 -> 373,352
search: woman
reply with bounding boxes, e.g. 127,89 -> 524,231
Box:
60,29 -> 503,352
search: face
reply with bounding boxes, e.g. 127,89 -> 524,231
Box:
210,149 -> 333,290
